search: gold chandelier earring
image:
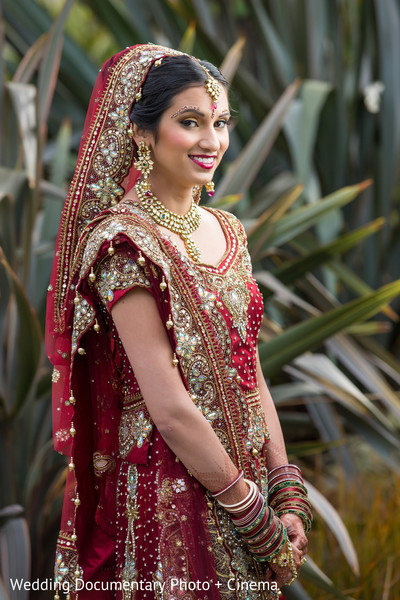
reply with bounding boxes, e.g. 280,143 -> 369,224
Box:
134,141 -> 154,192
205,181 -> 215,197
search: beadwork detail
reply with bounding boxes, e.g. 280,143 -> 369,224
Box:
71,295 -> 95,356
93,451 -> 116,476
119,407 -> 153,457
95,249 -> 151,308
52,45 -> 182,325
54,533 -> 81,593
122,466 -> 139,597
52,368 -> 61,383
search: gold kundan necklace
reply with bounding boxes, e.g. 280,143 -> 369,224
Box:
136,179 -> 202,262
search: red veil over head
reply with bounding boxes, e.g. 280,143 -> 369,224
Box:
46,44 -> 183,456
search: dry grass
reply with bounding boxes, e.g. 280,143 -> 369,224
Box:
302,446 -> 400,599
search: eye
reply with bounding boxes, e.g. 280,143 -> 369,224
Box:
180,119 -> 198,128
215,119 -> 230,128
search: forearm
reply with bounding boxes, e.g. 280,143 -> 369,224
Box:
155,393 -> 249,502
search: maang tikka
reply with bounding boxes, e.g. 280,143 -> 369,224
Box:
134,142 -> 154,191
197,63 -> 222,199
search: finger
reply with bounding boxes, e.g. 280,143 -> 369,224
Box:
291,544 -> 303,571
288,531 -> 308,550
296,534 -> 308,552
292,546 -> 304,571
269,563 -> 295,587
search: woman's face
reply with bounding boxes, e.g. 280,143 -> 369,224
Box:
142,84 -> 230,191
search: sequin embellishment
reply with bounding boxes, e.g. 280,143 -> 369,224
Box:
122,466 -> 138,597
95,251 -> 150,307
119,408 -> 153,457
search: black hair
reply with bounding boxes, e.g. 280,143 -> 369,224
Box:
130,55 -> 228,135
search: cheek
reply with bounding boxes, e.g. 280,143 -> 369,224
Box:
220,130 -> 230,153
157,127 -> 192,153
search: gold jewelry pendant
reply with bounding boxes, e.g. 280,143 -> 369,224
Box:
135,180 -> 202,263
134,142 -> 154,191
205,181 -> 215,197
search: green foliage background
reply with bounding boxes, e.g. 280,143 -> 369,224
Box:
1,1 -> 400,599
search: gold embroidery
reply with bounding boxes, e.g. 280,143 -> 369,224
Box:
207,503 -> 271,599
93,451 -> 116,476
54,532 -> 82,592
71,293 -> 95,355
94,249 -> 151,307
52,368 -> 60,383
55,46 -> 182,322
220,267 -> 251,342
122,465 -> 138,598
242,389 -> 270,455
156,475 -> 198,599
197,215 -> 253,343
119,404 -> 153,457
79,210 -> 171,284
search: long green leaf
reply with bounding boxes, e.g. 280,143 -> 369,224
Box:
216,79 -> 300,198
357,335 -> 400,379
0,576 -> 10,600
336,404 -> 400,473
301,557 -> 355,600
248,0 -> 295,87
0,247 -> 42,417
179,21 -> 196,54
248,180 -> 372,250
0,507 -> 30,600
37,0 -> 73,131
327,335 -> 400,421
259,279 -> 400,377
328,260 -> 398,321
284,80 -> 332,190
219,37 -> 246,85
306,480 -> 359,575
4,0 -> 97,108
40,118 -> 71,243
287,354 -> 394,430
5,83 -> 37,184
272,218 -> 385,287
87,0 -> 151,46
13,32 -> 48,84
374,0 -> 400,221
0,194 -> 14,270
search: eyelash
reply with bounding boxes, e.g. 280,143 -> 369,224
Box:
180,118 -> 230,129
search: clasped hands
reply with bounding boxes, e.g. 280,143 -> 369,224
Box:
264,513 -> 308,590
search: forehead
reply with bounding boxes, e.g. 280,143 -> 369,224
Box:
167,84 -> 229,110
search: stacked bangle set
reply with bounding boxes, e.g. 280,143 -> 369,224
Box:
212,464 -> 312,585
268,464 -> 313,535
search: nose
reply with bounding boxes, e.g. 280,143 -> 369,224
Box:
198,123 -> 219,152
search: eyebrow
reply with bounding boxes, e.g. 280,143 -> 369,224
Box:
170,107 -> 231,119
170,106 -> 201,118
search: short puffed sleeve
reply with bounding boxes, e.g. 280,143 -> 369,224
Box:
92,242 -> 157,312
